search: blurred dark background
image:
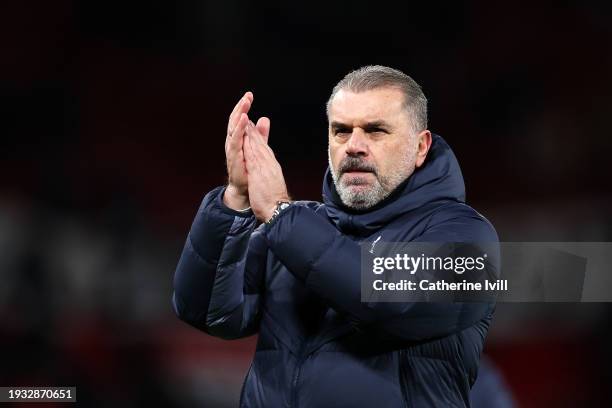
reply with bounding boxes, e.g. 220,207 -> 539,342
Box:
1,0 -> 611,406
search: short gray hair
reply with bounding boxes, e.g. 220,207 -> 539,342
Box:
326,65 -> 428,133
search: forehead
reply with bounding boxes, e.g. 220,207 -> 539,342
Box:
328,87 -> 406,124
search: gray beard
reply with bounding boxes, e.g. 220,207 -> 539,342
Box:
328,149 -> 415,211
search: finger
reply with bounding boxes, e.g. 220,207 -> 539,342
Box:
247,121 -> 267,155
228,113 -> 248,152
231,97 -> 252,133
243,132 -> 259,174
245,123 -> 259,155
248,121 -> 276,159
230,92 -> 253,120
255,117 -> 270,144
228,92 -> 254,133
248,120 -> 266,145
228,94 -> 246,129
247,122 -> 269,163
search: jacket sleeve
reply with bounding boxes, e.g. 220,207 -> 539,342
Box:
172,186 -> 267,340
263,204 -> 499,341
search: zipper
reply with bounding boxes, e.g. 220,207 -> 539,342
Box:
398,350 -> 410,408
291,347 -> 307,408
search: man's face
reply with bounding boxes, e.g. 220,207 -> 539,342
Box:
328,87 -> 430,210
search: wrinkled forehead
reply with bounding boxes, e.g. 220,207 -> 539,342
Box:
328,87 -> 407,125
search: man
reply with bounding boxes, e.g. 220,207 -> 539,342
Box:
173,65 -> 499,407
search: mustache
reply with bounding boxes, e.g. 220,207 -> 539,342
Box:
338,157 -> 377,175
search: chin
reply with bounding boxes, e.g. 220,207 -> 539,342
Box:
343,184 -> 372,194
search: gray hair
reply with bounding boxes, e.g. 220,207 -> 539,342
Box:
326,65 -> 428,133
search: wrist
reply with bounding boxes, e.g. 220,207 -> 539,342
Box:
262,205 -> 277,223
264,199 -> 292,224
223,184 -> 250,211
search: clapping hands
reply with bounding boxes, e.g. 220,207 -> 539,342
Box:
223,92 -> 289,222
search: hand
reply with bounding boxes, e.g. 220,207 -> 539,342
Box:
223,92 -> 270,210
243,120 -> 289,222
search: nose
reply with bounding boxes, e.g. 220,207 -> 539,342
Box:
345,128 -> 368,157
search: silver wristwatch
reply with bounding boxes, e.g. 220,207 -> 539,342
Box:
266,201 -> 292,225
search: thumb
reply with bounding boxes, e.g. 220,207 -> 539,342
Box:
255,117 -> 270,144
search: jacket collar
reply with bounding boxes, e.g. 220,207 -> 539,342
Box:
322,133 -> 466,236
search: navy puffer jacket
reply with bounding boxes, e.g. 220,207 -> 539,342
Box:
173,134 -> 499,407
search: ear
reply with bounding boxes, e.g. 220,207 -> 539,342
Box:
415,130 -> 432,168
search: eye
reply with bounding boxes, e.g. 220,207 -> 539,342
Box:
365,127 -> 387,134
334,128 -> 351,136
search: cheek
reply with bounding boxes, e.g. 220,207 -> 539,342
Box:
328,147 -> 340,171
370,142 -> 397,170
376,142 -> 412,174
329,143 -> 343,164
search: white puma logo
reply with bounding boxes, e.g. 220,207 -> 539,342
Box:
369,235 -> 382,254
